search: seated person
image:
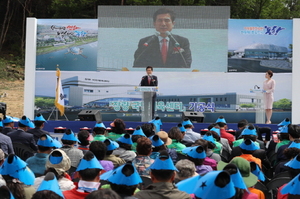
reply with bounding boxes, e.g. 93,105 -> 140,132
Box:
27,113 -> 49,143
89,141 -> 114,172
63,151 -> 103,199
60,129 -> 84,170
34,149 -> 75,192
202,131 -> 221,162
107,119 -> 127,141
141,123 -> 155,137
113,133 -> 136,162
26,134 -> 61,176
135,150 -> 191,199
156,131 -> 177,163
101,163 -> 142,199
103,139 -> 126,168
150,134 -> 167,160
193,139 -> 217,170
77,130 -> 92,154
237,139 -> 262,168
278,154 -> 300,199
132,137 -> 154,177
92,122 -> 107,142
148,117 -> 162,133
2,116 -> 15,135
208,125 -> 232,154
174,159 -> 198,183
216,116 -> 235,146
7,115 -> 37,151
275,140 -> 300,175
131,126 -> 147,152
277,125 -> 300,162
217,157 -> 265,199
176,170 -> 236,199
32,172 -> 64,199
275,125 -> 290,152
167,127 -> 186,152
182,145 -> 213,175
182,118 -> 201,143
232,124 -> 265,149
0,154 -> 36,199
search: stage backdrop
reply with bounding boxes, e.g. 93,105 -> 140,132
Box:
228,19 -> 292,73
32,6 -> 293,124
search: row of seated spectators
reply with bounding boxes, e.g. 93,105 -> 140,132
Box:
0,114 -> 299,199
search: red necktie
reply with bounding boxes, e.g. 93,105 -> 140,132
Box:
148,76 -> 151,85
161,38 -> 167,64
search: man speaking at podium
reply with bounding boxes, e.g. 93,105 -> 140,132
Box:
133,8 -> 192,68
140,66 -> 158,117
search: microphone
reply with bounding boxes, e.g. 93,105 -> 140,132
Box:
143,32 -> 159,46
165,31 -> 180,47
165,31 -> 189,68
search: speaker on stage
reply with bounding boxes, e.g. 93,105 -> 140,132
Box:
78,110 -> 102,122
182,111 -> 205,123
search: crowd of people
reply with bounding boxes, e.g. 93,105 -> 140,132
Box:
0,114 -> 299,199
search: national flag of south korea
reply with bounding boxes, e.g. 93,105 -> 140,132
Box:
55,68 -> 65,116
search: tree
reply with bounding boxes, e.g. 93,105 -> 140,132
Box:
273,98 -> 292,109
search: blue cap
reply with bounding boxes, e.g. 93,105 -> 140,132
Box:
176,175 -> 202,194
148,151 -> 177,171
49,155 -> 63,164
239,139 -> 259,151
178,171 -> 235,199
37,134 -> 62,148
61,129 -> 80,142
104,139 -> 119,151
288,141 -> 300,149
94,122 -> 106,128
281,173 -> 300,195
132,127 -> 146,137
3,116 -> 14,123
223,163 -> 248,190
34,114 -> 47,122
279,125 -> 289,133
149,117 -> 162,133
241,127 -> 257,136
177,124 -> 186,132
203,133 -> 216,144
117,134 -> 133,145
19,116 -> 35,128
278,118 -> 290,126
182,119 -> 193,126
76,151 -> 104,171
250,162 -> 265,182
285,155 -> 300,169
0,154 -> 35,185
194,171 -> 235,198
216,117 -> 227,124
182,146 -> 206,159
104,163 -> 142,186
210,127 -> 221,136
150,135 -> 164,147
37,172 -> 64,197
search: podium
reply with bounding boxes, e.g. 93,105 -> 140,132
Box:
135,86 -> 158,122
250,89 -> 265,124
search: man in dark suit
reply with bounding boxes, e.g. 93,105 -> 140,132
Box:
7,116 -> 37,151
27,113 -> 50,143
133,8 -> 192,68
140,66 -> 158,117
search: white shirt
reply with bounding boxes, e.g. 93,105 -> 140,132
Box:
158,36 -> 169,51
183,128 -> 201,143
